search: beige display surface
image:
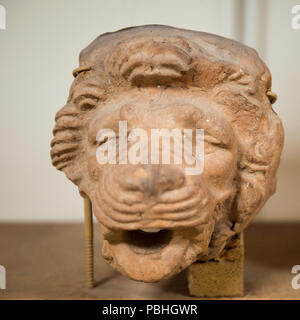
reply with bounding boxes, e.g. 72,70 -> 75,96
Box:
0,223 -> 299,299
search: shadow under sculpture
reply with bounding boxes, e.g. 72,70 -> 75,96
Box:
51,25 -> 284,285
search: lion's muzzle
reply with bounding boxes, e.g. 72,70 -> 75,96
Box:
96,164 -> 211,231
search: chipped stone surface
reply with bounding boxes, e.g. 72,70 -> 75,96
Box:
51,25 -> 284,283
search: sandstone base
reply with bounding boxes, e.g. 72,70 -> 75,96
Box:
188,233 -> 244,297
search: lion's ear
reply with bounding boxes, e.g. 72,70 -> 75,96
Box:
50,103 -> 83,186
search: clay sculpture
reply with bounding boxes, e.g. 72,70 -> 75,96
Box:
51,25 -> 283,282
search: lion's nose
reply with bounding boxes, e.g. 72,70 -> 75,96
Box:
119,165 -> 185,197
156,165 -> 185,193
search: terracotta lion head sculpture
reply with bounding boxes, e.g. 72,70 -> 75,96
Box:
51,25 -> 283,282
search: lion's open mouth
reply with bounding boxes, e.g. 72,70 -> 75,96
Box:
123,229 -> 173,254
101,225 -> 207,282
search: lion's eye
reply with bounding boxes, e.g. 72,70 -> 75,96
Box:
204,135 -> 227,148
78,97 -> 98,111
93,133 -> 118,147
96,136 -> 109,146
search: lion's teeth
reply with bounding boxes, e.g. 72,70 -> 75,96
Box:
140,228 -> 162,233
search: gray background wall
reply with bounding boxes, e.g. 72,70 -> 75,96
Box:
0,0 -> 299,222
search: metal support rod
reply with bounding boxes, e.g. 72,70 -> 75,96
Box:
84,197 -> 94,288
